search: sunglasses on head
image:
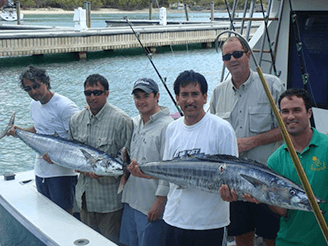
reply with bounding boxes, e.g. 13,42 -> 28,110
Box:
222,50 -> 247,61
23,83 -> 41,92
84,90 -> 106,96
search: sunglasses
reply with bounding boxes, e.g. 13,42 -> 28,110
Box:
222,51 -> 247,61
84,90 -> 106,96
23,83 -> 42,92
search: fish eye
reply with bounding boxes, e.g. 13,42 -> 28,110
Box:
289,189 -> 296,195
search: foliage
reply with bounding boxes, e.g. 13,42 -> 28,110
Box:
16,0 -> 264,10
19,0 -> 37,8
115,0 -> 150,10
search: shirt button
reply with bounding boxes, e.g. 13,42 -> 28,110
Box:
240,110 -> 242,113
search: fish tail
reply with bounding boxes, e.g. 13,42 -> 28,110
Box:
0,111 -> 15,140
117,147 -> 131,194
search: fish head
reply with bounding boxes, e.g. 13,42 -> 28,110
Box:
269,178 -> 327,213
95,158 -> 123,176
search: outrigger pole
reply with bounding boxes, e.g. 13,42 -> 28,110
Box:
215,30 -> 328,244
124,17 -> 183,117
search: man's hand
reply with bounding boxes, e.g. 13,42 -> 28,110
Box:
219,184 -> 239,202
42,153 -> 54,164
147,196 -> 166,222
242,193 -> 260,204
6,126 -> 18,137
237,137 -> 254,154
128,159 -> 154,179
75,170 -> 102,178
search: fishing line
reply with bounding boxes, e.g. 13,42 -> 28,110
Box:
124,17 -> 183,116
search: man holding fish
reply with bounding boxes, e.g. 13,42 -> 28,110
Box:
119,78 -> 173,246
129,70 -> 238,246
68,74 -> 133,244
221,88 -> 328,246
210,36 -> 285,246
6,65 -> 79,214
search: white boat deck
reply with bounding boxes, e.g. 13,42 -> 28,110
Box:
0,170 -> 116,245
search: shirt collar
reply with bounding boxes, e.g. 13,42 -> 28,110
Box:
283,127 -> 319,153
231,69 -> 253,92
87,102 -> 109,122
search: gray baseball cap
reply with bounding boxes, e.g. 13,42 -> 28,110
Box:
132,78 -> 159,94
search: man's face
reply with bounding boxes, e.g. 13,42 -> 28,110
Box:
222,39 -> 250,78
176,82 -> 207,124
133,90 -> 159,117
280,95 -> 312,137
22,78 -> 49,104
84,82 -> 108,115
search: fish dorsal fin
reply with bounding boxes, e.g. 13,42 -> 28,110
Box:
80,149 -> 97,164
240,174 -> 266,189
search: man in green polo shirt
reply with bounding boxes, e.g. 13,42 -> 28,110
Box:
221,88 -> 328,245
220,88 -> 328,246
266,88 -> 328,246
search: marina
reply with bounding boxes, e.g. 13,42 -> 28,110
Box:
0,6 -> 262,59
1,0 -> 328,244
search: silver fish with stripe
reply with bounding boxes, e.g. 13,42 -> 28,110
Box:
139,154 -> 327,213
0,112 -> 123,177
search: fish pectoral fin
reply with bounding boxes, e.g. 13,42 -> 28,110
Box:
80,149 -> 98,164
240,174 -> 267,189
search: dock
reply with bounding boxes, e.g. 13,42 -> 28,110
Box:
0,21 -> 261,58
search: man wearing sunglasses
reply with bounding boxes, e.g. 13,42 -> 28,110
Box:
68,74 -> 133,244
7,65 -> 79,214
210,37 -> 285,246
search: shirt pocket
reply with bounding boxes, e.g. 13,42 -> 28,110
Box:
249,105 -> 272,133
96,137 -> 114,154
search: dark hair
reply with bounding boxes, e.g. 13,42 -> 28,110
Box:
222,36 -> 249,52
84,74 -> 109,91
19,65 -> 51,90
278,88 -> 312,111
173,70 -> 208,95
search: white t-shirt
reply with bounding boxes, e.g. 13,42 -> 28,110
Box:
163,113 -> 238,230
30,93 -> 78,178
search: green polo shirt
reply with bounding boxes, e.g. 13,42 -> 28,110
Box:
268,128 -> 328,246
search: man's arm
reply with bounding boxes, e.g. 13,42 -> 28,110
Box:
238,127 -> 282,154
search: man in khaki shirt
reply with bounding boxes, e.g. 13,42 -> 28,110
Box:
210,37 -> 285,246
68,74 -> 133,244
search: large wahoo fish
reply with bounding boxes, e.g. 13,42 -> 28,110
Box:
0,112 -> 123,176
139,154 -> 327,213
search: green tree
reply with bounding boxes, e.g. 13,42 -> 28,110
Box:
19,0 -> 37,8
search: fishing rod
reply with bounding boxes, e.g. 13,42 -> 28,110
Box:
217,0 -> 237,83
215,30 -> 328,244
288,0 -> 309,90
124,17 -> 183,117
224,0 -> 236,32
259,0 -> 279,77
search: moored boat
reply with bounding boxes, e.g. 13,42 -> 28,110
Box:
0,0 -> 23,22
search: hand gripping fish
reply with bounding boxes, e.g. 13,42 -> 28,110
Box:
0,112 -> 123,177
139,154 -> 327,213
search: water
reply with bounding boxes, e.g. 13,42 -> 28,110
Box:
0,12 -> 227,175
